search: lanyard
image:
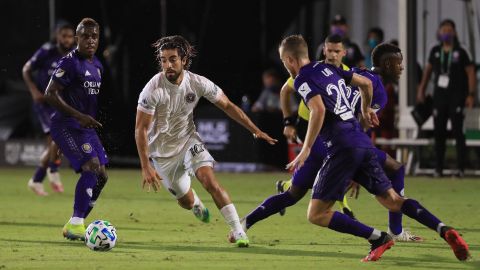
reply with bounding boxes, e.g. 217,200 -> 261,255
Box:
440,49 -> 452,74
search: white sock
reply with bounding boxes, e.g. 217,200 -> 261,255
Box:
368,229 -> 382,240
193,191 -> 201,207
437,223 -> 446,235
70,217 -> 84,225
220,204 -> 243,233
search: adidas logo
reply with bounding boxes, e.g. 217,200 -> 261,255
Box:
85,70 -> 91,76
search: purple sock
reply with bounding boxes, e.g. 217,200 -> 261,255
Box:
73,171 -> 97,218
84,174 -> 108,218
388,166 -> 405,235
246,192 -> 298,229
32,166 -> 47,183
401,199 -> 441,231
48,161 -> 59,173
328,211 -> 374,239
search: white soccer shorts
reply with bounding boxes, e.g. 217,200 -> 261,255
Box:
151,136 -> 215,199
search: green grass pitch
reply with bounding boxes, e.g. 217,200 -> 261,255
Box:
0,167 -> 479,269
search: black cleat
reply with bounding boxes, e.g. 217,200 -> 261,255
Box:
342,207 -> 357,221
276,180 -> 286,216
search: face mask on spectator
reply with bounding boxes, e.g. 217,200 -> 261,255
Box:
368,38 -> 378,49
439,33 -> 454,43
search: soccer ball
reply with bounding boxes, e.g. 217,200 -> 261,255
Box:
85,220 -> 117,251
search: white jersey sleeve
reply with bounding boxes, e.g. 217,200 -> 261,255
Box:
197,75 -> 223,103
137,74 -> 163,115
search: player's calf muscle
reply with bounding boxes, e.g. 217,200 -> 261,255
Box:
376,190 -> 404,212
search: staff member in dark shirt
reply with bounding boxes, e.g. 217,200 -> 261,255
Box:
417,19 -> 476,177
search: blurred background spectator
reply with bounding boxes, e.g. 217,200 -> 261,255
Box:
364,27 -> 384,69
416,19 -> 476,177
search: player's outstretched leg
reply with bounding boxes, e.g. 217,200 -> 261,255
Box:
245,185 -> 306,230
275,179 -> 292,216
191,188 -> 210,223
176,188 -> 210,223
400,198 -> 470,260
47,142 -> 63,193
307,199 -> 394,262
28,148 -> 49,196
195,166 -> 248,247
63,170 -> 98,241
84,169 -> 108,219
377,189 -> 470,260
386,164 -> 422,242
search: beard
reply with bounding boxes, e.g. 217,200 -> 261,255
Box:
165,70 -> 180,83
59,42 -> 73,52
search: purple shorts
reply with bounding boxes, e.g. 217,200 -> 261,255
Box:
373,147 -> 387,165
312,147 -> 391,201
292,138 -> 389,191
291,138 -> 327,189
50,122 -> 108,173
32,102 -> 55,134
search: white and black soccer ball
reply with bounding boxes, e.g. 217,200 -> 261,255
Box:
85,220 -> 117,251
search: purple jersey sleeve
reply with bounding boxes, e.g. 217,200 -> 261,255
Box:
335,66 -> 354,85
29,43 -> 52,70
294,76 -> 320,105
351,69 -> 387,115
51,56 -> 76,87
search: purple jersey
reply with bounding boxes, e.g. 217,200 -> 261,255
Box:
28,42 -> 64,92
351,68 -> 387,116
50,49 -> 103,124
294,62 -> 372,151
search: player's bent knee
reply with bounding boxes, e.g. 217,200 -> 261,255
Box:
82,159 -> 101,173
377,190 -> 404,212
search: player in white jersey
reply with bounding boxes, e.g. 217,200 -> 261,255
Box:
135,35 -> 277,247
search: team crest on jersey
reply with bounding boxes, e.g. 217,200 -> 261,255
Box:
453,51 -> 459,62
55,68 -> 65,78
185,92 -> 196,103
298,82 -> 312,99
81,143 -> 93,153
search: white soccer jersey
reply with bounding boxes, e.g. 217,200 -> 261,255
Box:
137,71 -> 223,158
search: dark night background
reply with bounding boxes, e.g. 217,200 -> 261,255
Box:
0,0 -> 329,168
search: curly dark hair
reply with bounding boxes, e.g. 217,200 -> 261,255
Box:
152,35 -> 197,70
371,43 -> 402,67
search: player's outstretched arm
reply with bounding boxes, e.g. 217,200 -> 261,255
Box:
44,80 -> 102,129
214,93 -> 278,145
134,109 -> 162,192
